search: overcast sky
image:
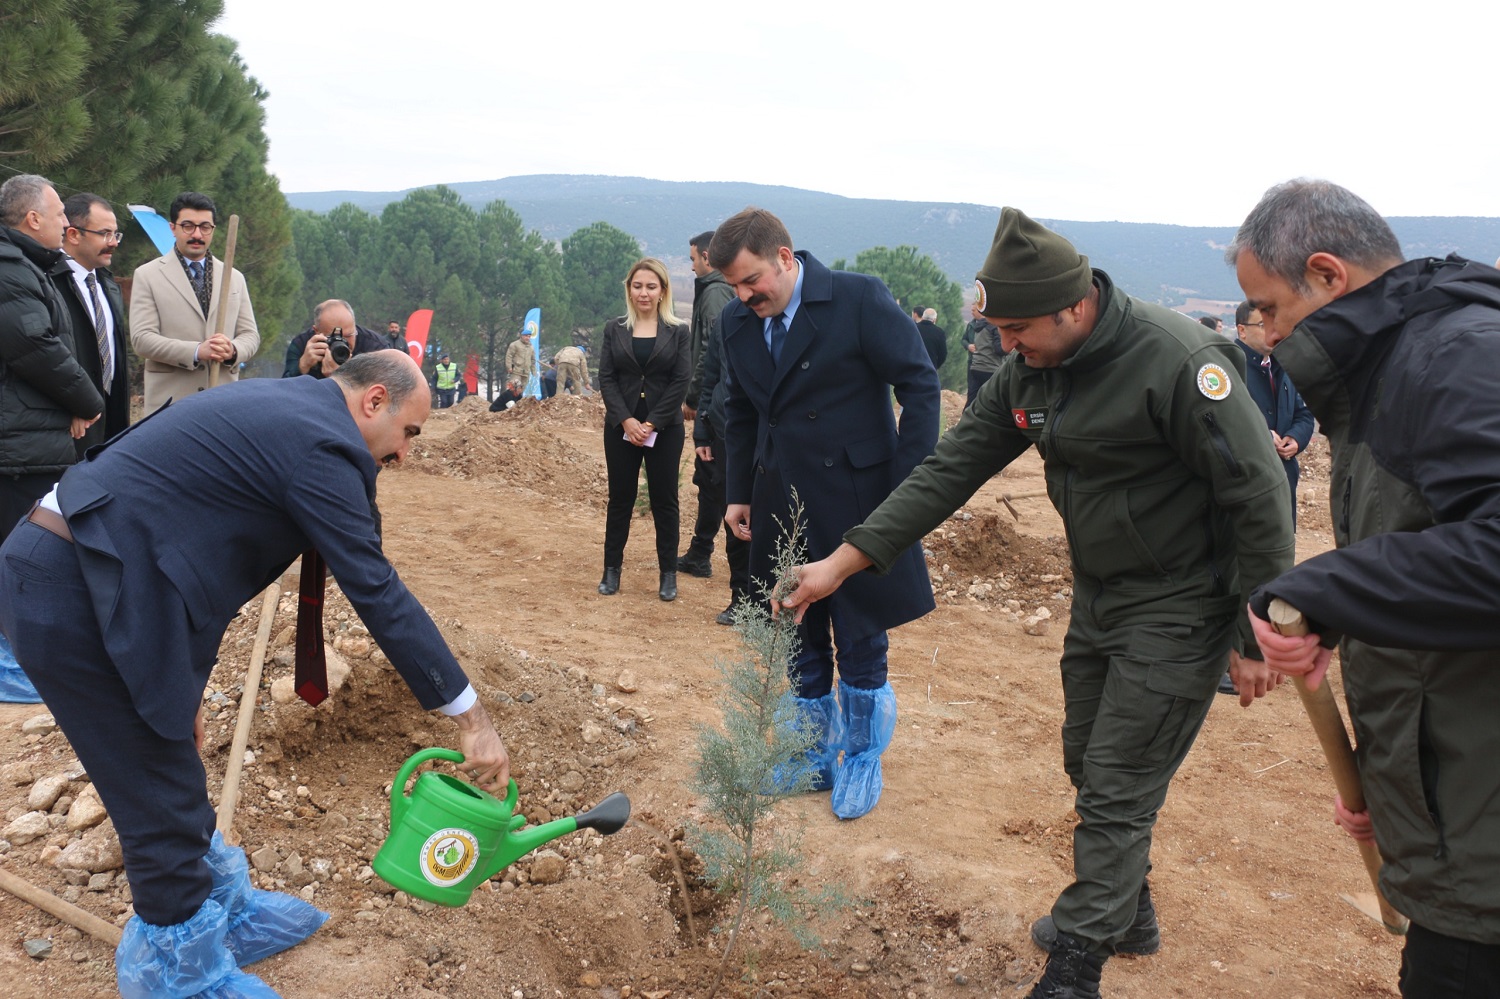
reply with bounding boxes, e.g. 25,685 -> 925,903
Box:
218,0 -> 1499,227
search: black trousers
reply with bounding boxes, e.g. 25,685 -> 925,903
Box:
0,522 -> 215,925
602,419 -> 684,570
685,450 -> 726,558
702,430 -> 750,601
0,471 -> 60,546
965,367 -> 996,409
1400,923 -> 1500,998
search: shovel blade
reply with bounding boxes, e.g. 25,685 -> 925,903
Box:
1340,892 -> 1409,935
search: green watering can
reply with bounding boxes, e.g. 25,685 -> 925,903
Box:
371,747 -> 631,906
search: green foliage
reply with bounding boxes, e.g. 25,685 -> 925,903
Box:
687,497 -> 847,995
561,221 -> 642,348
0,0 -> 298,344
836,245 -> 966,390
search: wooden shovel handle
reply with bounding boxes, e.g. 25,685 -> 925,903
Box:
0,866 -> 122,946
1268,597 -> 1408,934
208,214 -> 240,389
217,580 -> 280,842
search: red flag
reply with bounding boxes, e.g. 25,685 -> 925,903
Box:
404,309 -> 433,363
464,353 -> 479,394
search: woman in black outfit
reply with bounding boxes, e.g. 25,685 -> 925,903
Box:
597,257 -> 692,600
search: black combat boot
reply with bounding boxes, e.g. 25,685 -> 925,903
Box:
658,571 -> 677,601
598,567 -> 621,596
1027,930 -> 1105,999
1031,880 -> 1159,956
676,548 -> 713,578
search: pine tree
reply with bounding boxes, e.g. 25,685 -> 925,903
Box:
687,496 -> 847,997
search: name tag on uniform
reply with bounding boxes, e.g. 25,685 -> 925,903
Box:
1012,408 -> 1047,429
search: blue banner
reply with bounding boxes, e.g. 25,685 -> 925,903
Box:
127,204 -> 176,257
523,308 -> 543,400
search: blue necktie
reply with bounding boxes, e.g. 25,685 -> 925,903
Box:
770,313 -> 788,365
188,260 -> 204,292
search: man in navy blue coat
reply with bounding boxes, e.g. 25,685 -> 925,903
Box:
711,207 -> 939,820
0,351 -> 508,998
1234,300 -> 1315,525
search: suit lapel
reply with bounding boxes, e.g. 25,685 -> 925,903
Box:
769,253 -> 832,391
723,305 -> 773,399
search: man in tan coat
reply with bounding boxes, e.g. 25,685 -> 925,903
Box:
505,327 -> 535,388
553,344 -> 590,395
130,192 -> 259,414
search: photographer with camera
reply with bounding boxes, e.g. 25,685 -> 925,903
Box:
282,299 -> 395,379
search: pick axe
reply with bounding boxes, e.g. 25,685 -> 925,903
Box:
999,489 -> 1048,520
1268,597 -> 1408,934
207,214 -> 241,389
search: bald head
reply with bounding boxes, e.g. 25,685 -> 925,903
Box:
313,299 -> 356,335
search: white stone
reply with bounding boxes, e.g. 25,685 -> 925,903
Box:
270,676 -> 298,704
28,775 -> 69,811
65,784 -> 107,831
21,714 -> 56,736
53,822 -> 123,872
614,671 -> 638,693
3,811 -> 50,846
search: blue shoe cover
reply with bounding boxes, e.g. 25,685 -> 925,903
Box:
116,898 -> 282,998
0,633 -> 41,703
830,681 -> 896,820
767,693 -> 844,793
206,831 -> 329,966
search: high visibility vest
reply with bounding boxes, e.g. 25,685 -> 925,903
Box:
434,362 -> 458,390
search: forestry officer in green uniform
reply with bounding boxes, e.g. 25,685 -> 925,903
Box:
778,209 -> 1295,999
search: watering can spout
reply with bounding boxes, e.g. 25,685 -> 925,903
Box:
480,792 -> 632,880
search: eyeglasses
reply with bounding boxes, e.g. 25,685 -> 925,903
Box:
73,227 -> 124,243
175,221 -> 217,234
1241,321 -> 1265,328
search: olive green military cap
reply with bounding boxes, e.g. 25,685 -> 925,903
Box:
974,208 -> 1093,319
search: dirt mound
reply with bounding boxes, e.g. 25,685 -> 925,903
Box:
940,389 -> 967,429
923,510 -> 1073,614
404,397 -> 606,508
1296,435 -> 1334,534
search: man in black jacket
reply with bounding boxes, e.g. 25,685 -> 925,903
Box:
912,306 -> 947,372
0,174 -> 103,543
283,299 -> 395,378
678,229 -> 737,580
51,193 -> 131,456
1234,179 -> 1500,999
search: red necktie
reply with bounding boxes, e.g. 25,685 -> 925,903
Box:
294,550 -> 329,706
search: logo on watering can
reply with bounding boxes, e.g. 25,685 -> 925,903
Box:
420,828 -> 480,887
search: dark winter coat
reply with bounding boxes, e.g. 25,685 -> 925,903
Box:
1254,256 -> 1500,944
0,227 -> 105,477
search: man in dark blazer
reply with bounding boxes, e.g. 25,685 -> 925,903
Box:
711,207 -> 939,820
1234,300 -> 1315,524
0,351 -> 509,998
51,193 -> 131,456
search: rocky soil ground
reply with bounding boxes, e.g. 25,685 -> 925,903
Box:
0,398 -> 1401,998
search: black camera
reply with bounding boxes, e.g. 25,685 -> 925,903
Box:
326,327 -> 351,366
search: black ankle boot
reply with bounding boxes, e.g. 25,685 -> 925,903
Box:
1031,879 -> 1159,956
598,567 -> 621,595
658,571 -> 677,601
1027,930 -> 1105,999
676,550 -> 713,578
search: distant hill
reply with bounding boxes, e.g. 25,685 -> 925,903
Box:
286,175 -> 1500,311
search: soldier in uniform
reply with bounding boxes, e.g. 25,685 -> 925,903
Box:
505,327 -> 536,388
553,344 -> 590,395
778,209 -> 1295,999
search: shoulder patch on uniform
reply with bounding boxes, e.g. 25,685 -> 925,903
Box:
973,279 -> 987,315
1196,363 -> 1231,401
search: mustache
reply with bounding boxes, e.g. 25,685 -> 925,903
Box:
747,293 -> 769,309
